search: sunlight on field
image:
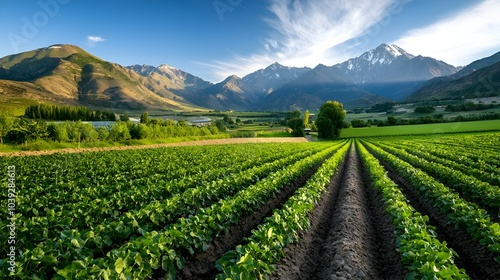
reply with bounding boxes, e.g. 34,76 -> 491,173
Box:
341,119 -> 500,138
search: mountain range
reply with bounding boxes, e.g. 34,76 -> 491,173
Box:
0,43 -> 499,114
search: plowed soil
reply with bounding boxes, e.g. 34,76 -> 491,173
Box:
271,145 -> 406,280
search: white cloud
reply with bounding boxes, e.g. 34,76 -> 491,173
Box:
393,0 -> 500,66
87,36 -> 106,47
202,0 -> 400,82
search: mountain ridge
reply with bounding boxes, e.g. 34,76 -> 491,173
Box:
1,43 -> 498,113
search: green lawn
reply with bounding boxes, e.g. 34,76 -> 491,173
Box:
340,119 -> 500,138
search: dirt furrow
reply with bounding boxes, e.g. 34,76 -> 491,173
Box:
372,150 -> 500,280
271,145 -> 405,280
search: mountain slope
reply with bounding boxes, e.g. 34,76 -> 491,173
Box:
405,61 -> 500,102
242,62 -> 311,94
127,64 -> 211,100
195,75 -> 261,111
0,44 -> 202,111
406,50 -> 500,102
258,64 -> 386,111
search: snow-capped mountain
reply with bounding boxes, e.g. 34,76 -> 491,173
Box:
336,43 -> 458,84
242,62 -> 311,95
343,44 -> 414,72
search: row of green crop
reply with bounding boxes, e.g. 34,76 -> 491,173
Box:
50,142 -> 343,280
0,144 -> 325,277
389,134 -> 500,172
373,142 -> 500,215
362,141 -> 500,262
0,144 -> 304,216
0,144 -> 317,246
356,141 -> 469,279
417,134 -> 500,164
1,142 -> 343,279
385,141 -> 499,186
215,141 -> 350,279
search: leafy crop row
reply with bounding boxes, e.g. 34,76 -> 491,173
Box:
386,141 -> 500,186
373,142 -> 500,214
51,142 -> 341,279
0,144 -> 317,248
0,144 -> 302,217
357,140 -> 469,279
2,145 -> 324,277
0,142 -> 343,279
362,141 -> 500,262
215,141 -> 350,279
0,142 -> 332,278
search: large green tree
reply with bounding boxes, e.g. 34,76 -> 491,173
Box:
316,101 -> 346,139
287,117 -> 305,137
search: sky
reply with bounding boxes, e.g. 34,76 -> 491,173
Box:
1,0 -> 500,83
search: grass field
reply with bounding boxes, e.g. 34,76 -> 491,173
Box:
340,119 -> 500,138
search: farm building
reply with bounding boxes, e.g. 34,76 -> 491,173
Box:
189,117 -> 212,127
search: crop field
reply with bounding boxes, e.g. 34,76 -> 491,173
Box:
1,133 -> 499,279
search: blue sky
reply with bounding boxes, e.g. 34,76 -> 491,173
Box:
1,0 -> 500,82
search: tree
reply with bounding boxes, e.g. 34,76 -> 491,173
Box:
0,113 -> 13,144
316,101 -> 346,139
414,105 -> 436,113
119,114 -> 130,121
47,123 -> 69,142
96,127 -> 110,141
387,116 -> 397,126
140,112 -> 149,124
109,121 -> 131,141
287,117 -> 305,137
214,119 -> 227,132
222,115 -> 234,125
303,110 -> 310,128
351,119 -> 370,128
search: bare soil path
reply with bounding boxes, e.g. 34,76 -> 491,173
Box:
271,144 -> 405,280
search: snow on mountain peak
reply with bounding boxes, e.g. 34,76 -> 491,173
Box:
158,64 -> 178,71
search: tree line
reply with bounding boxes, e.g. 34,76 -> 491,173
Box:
25,104 -> 117,121
350,112 -> 500,128
0,112 -> 222,147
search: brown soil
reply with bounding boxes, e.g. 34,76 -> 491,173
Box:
271,144 -> 406,280
0,137 -> 308,157
155,153 -> 327,280
371,148 -> 500,280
